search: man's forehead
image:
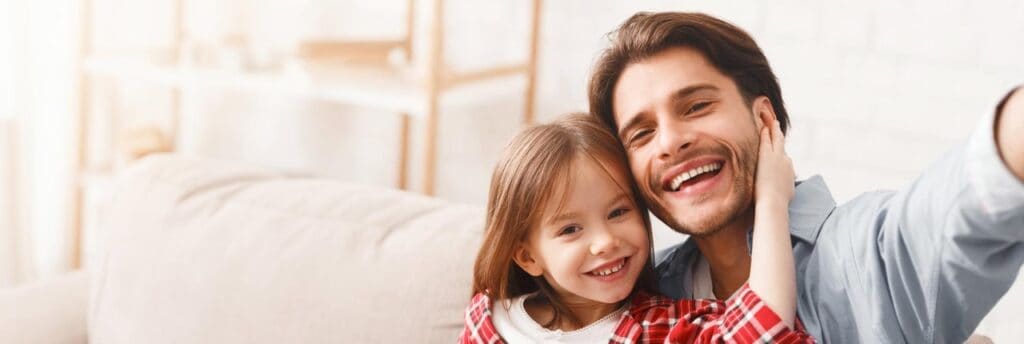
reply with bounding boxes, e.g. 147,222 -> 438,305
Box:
611,47 -> 721,126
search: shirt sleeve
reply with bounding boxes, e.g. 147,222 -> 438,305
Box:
667,283 -> 814,343
817,98 -> 1024,342
459,293 -> 505,344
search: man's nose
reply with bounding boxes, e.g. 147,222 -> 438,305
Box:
656,114 -> 694,160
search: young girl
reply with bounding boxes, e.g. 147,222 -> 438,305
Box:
459,113 -> 812,343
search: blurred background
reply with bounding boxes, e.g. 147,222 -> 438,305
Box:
0,0 -> 1022,333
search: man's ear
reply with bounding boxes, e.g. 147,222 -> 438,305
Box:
513,244 -> 544,277
752,96 -> 777,132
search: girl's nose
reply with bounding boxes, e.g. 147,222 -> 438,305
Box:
589,227 -> 620,256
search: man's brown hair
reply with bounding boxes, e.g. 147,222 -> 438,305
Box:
589,12 -> 789,135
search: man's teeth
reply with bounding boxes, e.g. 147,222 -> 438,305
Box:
670,162 -> 722,191
591,260 -> 625,276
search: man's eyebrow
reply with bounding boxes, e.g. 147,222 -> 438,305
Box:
617,84 -> 720,139
617,110 -> 649,140
670,84 -> 719,103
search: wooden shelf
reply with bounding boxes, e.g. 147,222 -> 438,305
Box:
82,56 -> 529,117
83,57 -> 426,115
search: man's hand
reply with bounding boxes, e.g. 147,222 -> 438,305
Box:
996,86 -> 1024,181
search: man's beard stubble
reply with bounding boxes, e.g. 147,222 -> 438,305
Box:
646,135 -> 759,237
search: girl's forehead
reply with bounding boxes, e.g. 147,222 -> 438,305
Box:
544,154 -> 634,215
573,154 -> 632,189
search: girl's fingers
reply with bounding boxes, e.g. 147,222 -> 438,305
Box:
760,126 -> 771,153
760,111 -> 774,139
773,119 -> 785,151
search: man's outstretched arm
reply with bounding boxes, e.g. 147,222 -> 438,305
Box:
996,86 -> 1024,181
804,85 -> 1024,343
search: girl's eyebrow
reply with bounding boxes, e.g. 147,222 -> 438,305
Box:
606,194 -> 630,209
548,211 -> 580,226
547,194 -> 630,225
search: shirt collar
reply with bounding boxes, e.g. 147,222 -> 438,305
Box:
787,175 -> 836,245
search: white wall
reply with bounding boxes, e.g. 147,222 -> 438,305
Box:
0,121 -> 21,287
0,0 -> 77,282
25,2 -> 77,279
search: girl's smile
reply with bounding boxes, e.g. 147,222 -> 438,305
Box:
584,256 -> 630,281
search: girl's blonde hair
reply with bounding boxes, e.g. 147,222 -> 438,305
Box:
471,113 -> 657,329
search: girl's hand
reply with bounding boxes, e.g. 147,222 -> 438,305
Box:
755,113 -> 795,204
750,112 -> 799,329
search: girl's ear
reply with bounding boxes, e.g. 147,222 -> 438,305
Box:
513,244 -> 544,277
751,96 -> 777,132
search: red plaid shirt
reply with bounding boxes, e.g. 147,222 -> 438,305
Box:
458,283 -> 814,343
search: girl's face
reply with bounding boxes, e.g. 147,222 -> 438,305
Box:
515,156 -> 650,306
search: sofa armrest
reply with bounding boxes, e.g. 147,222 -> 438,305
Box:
0,270 -> 89,344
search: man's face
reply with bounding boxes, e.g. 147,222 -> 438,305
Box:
611,46 -> 762,236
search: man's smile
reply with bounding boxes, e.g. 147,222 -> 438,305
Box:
663,159 -> 725,193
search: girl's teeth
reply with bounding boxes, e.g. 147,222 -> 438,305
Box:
592,260 -> 625,276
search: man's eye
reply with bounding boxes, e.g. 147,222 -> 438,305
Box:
629,129 -> 652,144
558,225 -> 582,236
687,101 -> 711,114
608,207 -> 630,219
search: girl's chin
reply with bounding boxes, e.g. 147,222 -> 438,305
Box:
584,286 -> 635,304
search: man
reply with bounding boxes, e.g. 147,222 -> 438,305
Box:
588,12 -> 1024,343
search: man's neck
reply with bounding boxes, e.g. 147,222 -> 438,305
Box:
692,210 -> 754,299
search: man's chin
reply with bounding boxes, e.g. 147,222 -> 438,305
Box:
675,218 -> 732,237
664,214 -> 731,237
655,196 -> 748,237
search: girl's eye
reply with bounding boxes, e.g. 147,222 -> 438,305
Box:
687,101 -> 711,114
558,225 -> 582,236
608,207 -> 630,219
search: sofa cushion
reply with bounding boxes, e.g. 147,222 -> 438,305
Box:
90,154 -> 483,343
0,271 -> 89,344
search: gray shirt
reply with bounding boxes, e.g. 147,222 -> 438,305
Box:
654,109 -> 1024,343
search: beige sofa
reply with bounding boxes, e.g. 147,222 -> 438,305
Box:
1,154 -> 483,343
1,154 -> 1019,343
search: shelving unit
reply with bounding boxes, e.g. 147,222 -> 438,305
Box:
68,0 -> 543,268
82,57 -> 430,114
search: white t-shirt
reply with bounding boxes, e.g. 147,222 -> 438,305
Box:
490,293 -> 626,343
691,256 -> 746,300
692,256 -> 716,300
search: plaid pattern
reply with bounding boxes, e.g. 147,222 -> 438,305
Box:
460,292 -> 504,344
458,283 -> 814,344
